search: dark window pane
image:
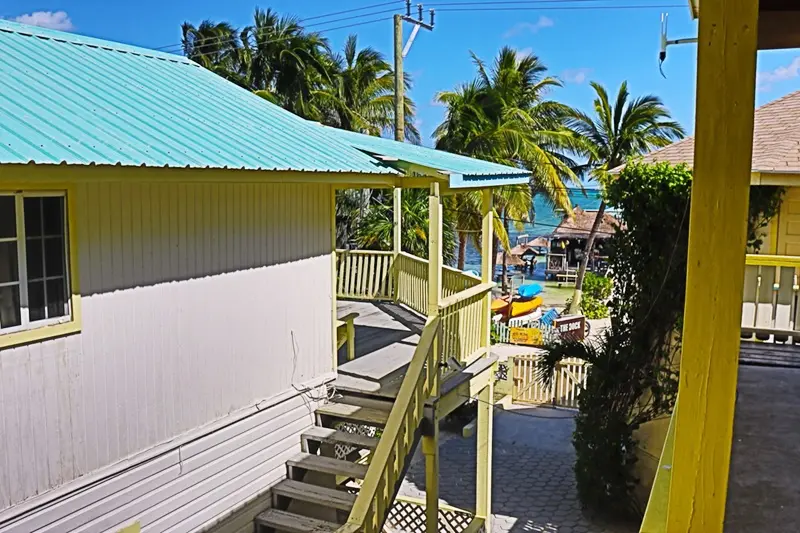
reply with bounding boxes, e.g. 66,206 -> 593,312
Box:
42,197 -> 64,236
28,281 -> 45,321
26,239 -> 43,280
23,197 -> 42,238
0,196 -> 15,239
46,278 -> 66,318
44,237 -> 64,277
0,285 -> 21,328
0,241 -> 19,283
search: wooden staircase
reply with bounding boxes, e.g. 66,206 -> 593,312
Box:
255,393 -> 415,533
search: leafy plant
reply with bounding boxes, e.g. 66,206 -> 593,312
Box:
583,272 -> 612,300
538,161 -> 689,520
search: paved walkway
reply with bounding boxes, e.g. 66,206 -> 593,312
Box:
399,405 -> 637,533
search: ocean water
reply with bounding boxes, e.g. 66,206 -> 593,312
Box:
462,190 -> 603,277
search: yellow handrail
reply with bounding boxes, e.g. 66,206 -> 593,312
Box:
337,316 -> 442,533
439,283 -> 493,366
745,253 -> 800,267
336,249 -> 396,300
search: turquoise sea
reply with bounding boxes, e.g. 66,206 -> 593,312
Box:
462,189 -> 603,278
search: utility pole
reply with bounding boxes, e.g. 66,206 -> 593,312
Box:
393,1 -> 435,142
392,1 -> 434,257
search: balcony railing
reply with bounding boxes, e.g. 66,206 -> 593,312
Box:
742,254 -> 800,339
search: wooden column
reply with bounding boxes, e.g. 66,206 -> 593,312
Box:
393,187 -> 402,256
423,416 -> 440,533
331,185 -> 339,371
668,1 -> 759,531
475,378 -> 494,530
481,189 -> 494,350
428,183 -> 442,317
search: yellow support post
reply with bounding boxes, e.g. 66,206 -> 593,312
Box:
668,1 -> 759,531
428,182 -> 442,318
481,189 -> 494,349
331,184 -> 339,371
476,378 -> 494,530
393,187 -> 402,256
422,423 -> 440,533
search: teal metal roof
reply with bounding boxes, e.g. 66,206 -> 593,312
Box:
0,21 -> 395,175
326,126 -> 531,187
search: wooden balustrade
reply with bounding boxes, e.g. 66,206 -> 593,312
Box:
337,317 -> 442,533
336,250 -> 395,301
439,282 -> 494,366
394,252 -> 429,315
742,254 -> 800,338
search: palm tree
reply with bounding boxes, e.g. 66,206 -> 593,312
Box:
240,8 -> 333,120
435,47 -> 580,286
181,21 -> 247,87
356,189 -> 456,264
566,81 -> 686,313
316,34 -> 420,142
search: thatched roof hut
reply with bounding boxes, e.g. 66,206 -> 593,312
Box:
552,207 -> 619,240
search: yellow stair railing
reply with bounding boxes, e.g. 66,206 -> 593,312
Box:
336,316 -> 442,533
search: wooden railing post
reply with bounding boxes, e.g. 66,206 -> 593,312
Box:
393,187 -> 402,302
428,183 -> 442,318
481,189 -> 494,352
669,0 -> 759,530
422,417 -> 439,533
475,376 -> 494,530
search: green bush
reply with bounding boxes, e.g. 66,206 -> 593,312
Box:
581,295 -> 609,319
583,272 -> 612,300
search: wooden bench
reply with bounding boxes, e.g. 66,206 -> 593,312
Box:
336,312 -> 358,362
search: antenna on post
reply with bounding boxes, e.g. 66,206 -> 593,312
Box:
658,11 -> 698,78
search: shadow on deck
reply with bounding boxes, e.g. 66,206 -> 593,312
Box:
726,341 -> 800,532
334,300 -> 425,398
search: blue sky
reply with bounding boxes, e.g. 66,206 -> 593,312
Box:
4,1 -> 800,147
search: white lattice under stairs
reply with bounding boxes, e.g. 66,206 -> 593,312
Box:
384,496 -> 483,533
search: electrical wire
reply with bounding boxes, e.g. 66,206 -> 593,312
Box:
300,0 -> 405,21
157,15 -> 398,54
436,4 -> 684,11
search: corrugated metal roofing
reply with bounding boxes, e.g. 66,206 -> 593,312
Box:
0,20 -> 395,174
325,126 -> 532,185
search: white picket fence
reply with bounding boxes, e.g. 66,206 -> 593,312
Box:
511,355 -> 589,408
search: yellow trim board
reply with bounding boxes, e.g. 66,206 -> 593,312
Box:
640,404 -> 677,533
745,254 -> 800,268
0,183 -> 82,349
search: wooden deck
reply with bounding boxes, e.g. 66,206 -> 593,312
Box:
726,342 -> 800,531
334,301 -> 425,398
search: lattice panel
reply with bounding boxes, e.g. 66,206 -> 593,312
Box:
333,422 -> 377,460
383,499 -> 482,533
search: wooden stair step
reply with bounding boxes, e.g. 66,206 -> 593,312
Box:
255,508 -> 340,533
316,401 -> 390,427
302,426 -> 380,450
272,479 -> 357,512
287,452 -> 369,480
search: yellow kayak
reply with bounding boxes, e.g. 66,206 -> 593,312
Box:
509,296 -> 543,318
491,298 -> 510,313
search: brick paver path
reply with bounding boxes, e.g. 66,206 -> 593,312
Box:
399,406 -> 637,533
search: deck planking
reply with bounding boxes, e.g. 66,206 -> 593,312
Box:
335,301 -> 424,398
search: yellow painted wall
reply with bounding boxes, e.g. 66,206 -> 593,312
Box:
775,186 -> 800,256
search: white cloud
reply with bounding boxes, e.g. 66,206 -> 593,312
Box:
561,68 -> 592,84
12,11 -> 74,31
517,47 -> 533,58
503,16 -> 554,38
757,57 -> 800,92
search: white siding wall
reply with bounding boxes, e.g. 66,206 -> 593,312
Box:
0,181 -> 335,530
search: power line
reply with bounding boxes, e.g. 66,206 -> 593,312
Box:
429,0 -> 636,5
437,3 -> 684,11
158,14 -> 399,54
156,2 -> 406,53
300,1 -> 404,21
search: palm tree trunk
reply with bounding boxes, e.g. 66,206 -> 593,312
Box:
568,200 -> 606,314
501,212 -> 509,294
457,233 -> 468,270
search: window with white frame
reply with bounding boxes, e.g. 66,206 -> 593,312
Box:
0,193 -> 71,333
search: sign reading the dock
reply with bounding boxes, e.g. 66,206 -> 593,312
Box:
554,315 -> 586,341
510,327 -> 544,346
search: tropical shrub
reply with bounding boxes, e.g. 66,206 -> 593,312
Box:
538,161 -> 689,520
579,272 -> 612,318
